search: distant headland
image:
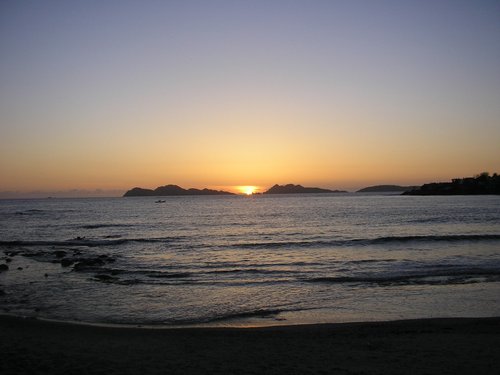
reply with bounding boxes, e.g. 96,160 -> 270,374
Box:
263,184 -> 346,194
357,185 -> 417,193
403,172 -> 500,195
123,185 -> 234,197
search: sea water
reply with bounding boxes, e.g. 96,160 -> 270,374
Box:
0,194 -> 499,327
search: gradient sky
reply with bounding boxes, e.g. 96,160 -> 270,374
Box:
1,0 -> 500,196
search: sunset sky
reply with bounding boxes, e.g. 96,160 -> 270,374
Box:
1,1 -> 499,196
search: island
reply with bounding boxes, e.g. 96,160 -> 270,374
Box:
123,185 -> 235,197
263,184 -> 347,194
403,172 -> 500,195
357,185 -> 417,193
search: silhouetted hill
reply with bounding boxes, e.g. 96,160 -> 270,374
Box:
122,187 -> 153,196
264,184 -> 346,194
403,173 -> 500,195
123,185 -> 234,197
357,185 -> 417,193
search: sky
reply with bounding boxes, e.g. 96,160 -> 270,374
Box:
1,0 -> 499,196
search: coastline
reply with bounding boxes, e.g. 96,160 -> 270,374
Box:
1,315 -> 499,375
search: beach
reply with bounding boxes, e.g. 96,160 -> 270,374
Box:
1,316 -> 499,375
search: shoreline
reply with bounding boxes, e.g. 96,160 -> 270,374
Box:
1,315 -> 499,374
2,310 -> 500,330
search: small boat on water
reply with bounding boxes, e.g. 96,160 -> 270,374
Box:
155,200 -> 166,203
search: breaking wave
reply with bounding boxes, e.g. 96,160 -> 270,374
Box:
305,267 -> 500,286
230,234 -> 500,249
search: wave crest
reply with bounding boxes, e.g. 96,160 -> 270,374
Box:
230,234 -> 500,249
305,268 -> 500,286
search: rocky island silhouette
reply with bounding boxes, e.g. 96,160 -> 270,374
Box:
123,185 -> 235,197
123,173 -> 499,197
124,183 -> 347,196
263,184 -> 347,194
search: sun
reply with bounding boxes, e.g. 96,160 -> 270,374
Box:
238,186 -> 257,195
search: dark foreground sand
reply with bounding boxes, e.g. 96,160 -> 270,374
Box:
1,316 -> 499,375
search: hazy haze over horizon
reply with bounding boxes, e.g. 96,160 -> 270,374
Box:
1,0 -> 499,197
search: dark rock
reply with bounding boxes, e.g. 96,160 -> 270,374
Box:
71,254 -> 116,271
94,274 -> 118,282
0,264 -> 9,272
98,254 -> 116,263
53,250 -> 67,258
44,273 -> 48,277
118,279 -> 140,285
0,289 -> 6,296
17,267 -> 23,270
61,258 -> 75,267
73,258 -> 105,271
5,258 -> 12,263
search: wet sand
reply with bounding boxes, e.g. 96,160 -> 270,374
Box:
0,316 -> 499,374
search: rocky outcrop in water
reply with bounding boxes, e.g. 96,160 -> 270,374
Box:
263,184 -> 346,194
123,185 -> 235,197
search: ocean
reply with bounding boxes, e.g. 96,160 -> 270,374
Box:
1,194 -> 499,327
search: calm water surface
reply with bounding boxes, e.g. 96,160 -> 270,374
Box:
1,194 -> 499,326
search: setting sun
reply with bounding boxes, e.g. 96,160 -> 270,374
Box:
237,186 -> 257,195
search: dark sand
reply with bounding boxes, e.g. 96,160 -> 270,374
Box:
1,316 -> 499,375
